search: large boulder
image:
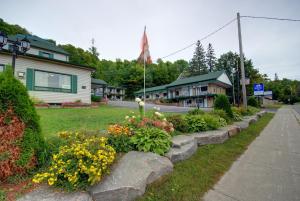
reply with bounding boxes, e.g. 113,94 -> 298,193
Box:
88,151 -> 173,201
171,135 -> 195,148
222,125 -> 241,137
17,185 -> 92,201
192,130 -> 229,146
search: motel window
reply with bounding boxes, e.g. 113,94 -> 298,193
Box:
0,64 -> 4,72
163,93 -> 167,97
175,91 -> 179,96
34,70 -> 73,93
156,94 -> 159,98
146,95 -> 150,98
201,86 -> 208,92
39,51 -> 54,59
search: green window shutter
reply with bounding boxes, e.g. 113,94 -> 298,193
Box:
49,54 -> 54,59
71,75 -> 78,94
26,68 -> 34,90
38,51 -> 43,56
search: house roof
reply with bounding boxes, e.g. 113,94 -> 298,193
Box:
167,70 -> 225,88
135,84 -> 168,94
0,50 -> 95,71
8,34 -> 69,55
91,78 -> 107,85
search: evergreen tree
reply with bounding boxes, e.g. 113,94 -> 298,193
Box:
274,73 -> 279,81
206,43 -> 216,72
187,40 -> 207,76
89,38 -> 100,59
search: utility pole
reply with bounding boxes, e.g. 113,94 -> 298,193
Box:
237,12 -> 247,108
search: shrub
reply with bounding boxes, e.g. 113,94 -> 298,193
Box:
218,117 -> 227,127
108,134 -> 133,153
214,94 -> 233,117
0,67 -> 46,181
187,108 -> 204,116
202,114 -> 222,130
248,96 -> 259,107
211,109 -> 231,123
131,127 -> 171,155
166,115 -> 189,133
232,111 -> 243,121
33,131 -> 116,190
91,95 -> 101,102
184,115 -> 208,132
247,106 -> 260,115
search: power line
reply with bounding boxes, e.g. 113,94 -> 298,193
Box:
241,15 -> 300,22
160,18 -> 237,59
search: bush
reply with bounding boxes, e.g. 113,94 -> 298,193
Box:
248,96 -> 259,107
33,131 -> 116,190
0,67 -> 46,181
247,106 -> 260,115
187,108 -> 204,116
184,115 -> 208,132
131,127 -> 171,155
108,135 -> 133,153
211,109 -> 231,123
214,94 -> 233,117
166,115 -> 189,133
91,95 -> 101,102
202,114 -> 221,130
232,111 -> 243,121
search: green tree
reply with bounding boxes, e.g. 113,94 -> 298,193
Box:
186,40 -> 207,76
206,43 -> 216,72
0,18 -> 29,35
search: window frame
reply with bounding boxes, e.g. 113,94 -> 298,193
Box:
33,69 -> 73,93
0,64 -> 5,72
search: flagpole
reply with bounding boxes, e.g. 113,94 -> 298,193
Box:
143,26 -> 146,116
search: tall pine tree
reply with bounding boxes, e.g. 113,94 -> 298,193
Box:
206,43 -> 216,72
187,40 -> 207,76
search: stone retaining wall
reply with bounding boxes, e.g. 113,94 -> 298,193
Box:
18,111 -> 267,201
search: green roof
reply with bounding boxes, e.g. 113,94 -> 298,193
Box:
167,70 -> 225,87
91,78 -> 107,85
135,84 -> 168,94
8,34 -> 69,55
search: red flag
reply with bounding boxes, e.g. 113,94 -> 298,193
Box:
138,27 -> 152,64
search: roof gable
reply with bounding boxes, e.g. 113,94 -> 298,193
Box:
8,34 -> 69,55
217,72 -> 232,86
167,71 -> 225,87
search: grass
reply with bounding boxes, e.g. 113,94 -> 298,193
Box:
37,105 -> 136,139
136,113 -> 274,201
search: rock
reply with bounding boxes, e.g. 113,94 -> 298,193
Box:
88,151 -> 173,201
257,111 -> 266,117
243,116 -> 258,125
192,130 -> 229,146
223,125 -> 241,137
234,120 -> 249,130
171,135 -> 195,148
165,140 -> 197,163
17,185 -> 92,201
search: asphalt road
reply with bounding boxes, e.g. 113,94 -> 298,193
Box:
204,106 -> 300,201
108,100 -> 212,113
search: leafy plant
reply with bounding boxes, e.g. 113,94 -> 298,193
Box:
202,114 -> 222,130
0,66 -> 46,181
187,108 -> 204,116
232,111 -> 243,121
91,95 -> 101,102
211,109 -> 231,123
131,127 -> 171,155
184,115 -> 208,132
248,96 -> 259,108
108,134 -> 133,153
33,132 -> 116,191
214,94 -> 233,117
166,115 -> 189,133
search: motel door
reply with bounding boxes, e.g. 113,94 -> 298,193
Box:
196,98 -> 207,108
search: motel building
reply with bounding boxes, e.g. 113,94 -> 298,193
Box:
135,71 -> 232,108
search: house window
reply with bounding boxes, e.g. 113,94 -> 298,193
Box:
39,51 -> 54,59
34,70 -> 72,93
201,86 -> 208,92
175,91 -> 179,96
0,64 -> 4,72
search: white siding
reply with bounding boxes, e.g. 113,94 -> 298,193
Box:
0,54 -> 91,104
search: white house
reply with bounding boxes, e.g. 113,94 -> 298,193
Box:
0,34 -> 95,104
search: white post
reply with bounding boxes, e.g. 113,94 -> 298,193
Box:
143,26 -> 146,115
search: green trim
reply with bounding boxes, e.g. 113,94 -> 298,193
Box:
26,68 -> 34,90
71,75 -> 78,94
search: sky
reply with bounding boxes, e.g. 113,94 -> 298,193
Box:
1,0 -> 300,80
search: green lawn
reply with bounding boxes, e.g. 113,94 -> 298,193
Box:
37,105 -> 136,139
137,113 -> 274,201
